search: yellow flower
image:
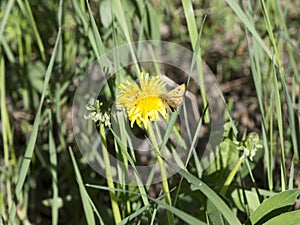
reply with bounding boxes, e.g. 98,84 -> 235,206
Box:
117,72 -> 167,129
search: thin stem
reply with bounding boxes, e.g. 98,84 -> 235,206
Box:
100,123 -> 121,224
147,124 -> 175,225
219,155 -> 244,196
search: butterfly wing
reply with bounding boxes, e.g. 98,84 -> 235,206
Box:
161,84 -> 186,110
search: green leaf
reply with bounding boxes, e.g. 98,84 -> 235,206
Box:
24,0 -> 46,61
165,162 -> 242,225
225,0 -> 276,65
87,184 -> 207,225
8,28 -> 62,224
231,188 -> 260,214
203,138 -> 239,191
246,189 -> 300,225
263,210 -> 300,225
207,138 -> 239,173
100,0 -> 112,28
0,0 -> 15,47
207,200 -> 225,225
86,0 -> 107,59
69,148 -> 97,225
27,61 -> 46,94
145,2 -> 160,40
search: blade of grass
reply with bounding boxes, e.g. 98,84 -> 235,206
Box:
110,46 -> 133,217
0,53 -> 14,219
23,0 -> 46,61
225,0 -> 276,66
48,108 -> 59,225
272,68 -> 287,190
117,193 -> 166,225
247,31 -> 274,190
181,0 -> 209,122
85,0 -> 107,59
15,10 -> 24,67
110,113 -> 150,206
99,123 -> 122,224
87,185 -> 207,225
8,28 -> 62,224
71,0 -> 89,32
174,107 -> 205,206
274,0 -> 299,83
255,2 -> 296,174
111,0 -> 140,74
278,60 -> 299,163
1,38 -> 15,63
160,112 -> 180,151
147,124 -> 175,225
0,0 -> 15,47
145,2 -> 160,40
165,161 -> 242,225
288,158 -> 295,189
69,148 -> 98,225
260,0 -> 281,69
55,0 -> 63,70
260,1 -> 294,170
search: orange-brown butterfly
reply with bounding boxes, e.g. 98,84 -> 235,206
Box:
160,84 -> 186,111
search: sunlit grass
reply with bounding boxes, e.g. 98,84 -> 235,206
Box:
0,0 -> 299,224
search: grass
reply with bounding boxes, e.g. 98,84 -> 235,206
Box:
0,0 -> 300,224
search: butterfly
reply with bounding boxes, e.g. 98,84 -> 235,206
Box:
160,83 -> 186,111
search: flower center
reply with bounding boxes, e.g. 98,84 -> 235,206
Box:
135,96 -> 164,114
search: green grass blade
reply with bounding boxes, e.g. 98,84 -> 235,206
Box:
69,148 -> 97,225
23,0 -> 46,61
247,32 -> 273,190
260,0 -> 296,168
55,0 -> 63,73
165,162 -> 242,225
274,0 -> 299,82
8,28 -> 62,224
181,0 -> 208,121
111,0 -> 140,73
225,0 -> 276,65
273,70 -> 287,190
151,198 -> 206,225
85,0 -> 106,58
111,0 -> 132,44
0,53 -> 14,217
99,124 -> 122,224
288,158 -> 295,189
1,37 -> 15,63
109,120 -> 150,206
71,0 -> 89,32
87,185 -> 206,225
279,71 -> 299,161
160,112 -> 180,151
0,0 -> 15,47
117,203 -> 154,225
145,2 -> 160,40
48,109 -> 59,225
86,184 -> 154,224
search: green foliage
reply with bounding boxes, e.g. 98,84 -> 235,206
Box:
1,0 -> 299,224
245,189 -> 300,225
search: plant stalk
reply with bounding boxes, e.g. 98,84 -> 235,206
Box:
147,124 -> 175,225
100,123 -> 121,224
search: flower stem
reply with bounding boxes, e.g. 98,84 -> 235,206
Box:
147,124 -> 175,225
100,123 -> 121,224
219,154 -> 244,196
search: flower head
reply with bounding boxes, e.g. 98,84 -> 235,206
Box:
117,72 -> 167,129
84,100 -> 111,127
